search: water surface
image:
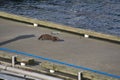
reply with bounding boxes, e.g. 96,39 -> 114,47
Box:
0,0 -> 120,36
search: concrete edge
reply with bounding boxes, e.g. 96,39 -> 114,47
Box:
0,11 -> 120,42
41,61 -> 119,80
0,51 -> 119,80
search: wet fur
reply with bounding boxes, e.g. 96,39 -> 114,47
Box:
38,34 -> 60,41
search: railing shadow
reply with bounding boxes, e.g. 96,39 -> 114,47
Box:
0,34 -> 35,46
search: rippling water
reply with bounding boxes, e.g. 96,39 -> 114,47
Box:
0,0 -> 120,36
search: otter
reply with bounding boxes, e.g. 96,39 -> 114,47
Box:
38,34 -> 60,41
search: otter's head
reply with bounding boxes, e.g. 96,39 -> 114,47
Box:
52,37 -> 60,41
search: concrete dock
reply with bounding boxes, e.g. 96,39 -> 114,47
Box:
0,17 -> 120,77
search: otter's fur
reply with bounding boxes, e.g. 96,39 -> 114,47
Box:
38,34 -> 60,41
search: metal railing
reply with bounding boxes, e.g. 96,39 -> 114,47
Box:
0,47 -> 120,79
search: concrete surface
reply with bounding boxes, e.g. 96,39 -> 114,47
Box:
0,11 -> 120,42
0,18 -> 120,76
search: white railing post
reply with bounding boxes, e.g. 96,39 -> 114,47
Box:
78,71 -> 83,80
12,56 -> 16,67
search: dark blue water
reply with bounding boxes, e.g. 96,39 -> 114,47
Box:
0,0 -> 120,36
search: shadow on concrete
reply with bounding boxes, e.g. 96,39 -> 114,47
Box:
0,34 -> 35,46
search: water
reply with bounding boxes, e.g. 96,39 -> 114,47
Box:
0,0 -> 120,36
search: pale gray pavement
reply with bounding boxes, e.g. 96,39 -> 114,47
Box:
0,18 -> 120,75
